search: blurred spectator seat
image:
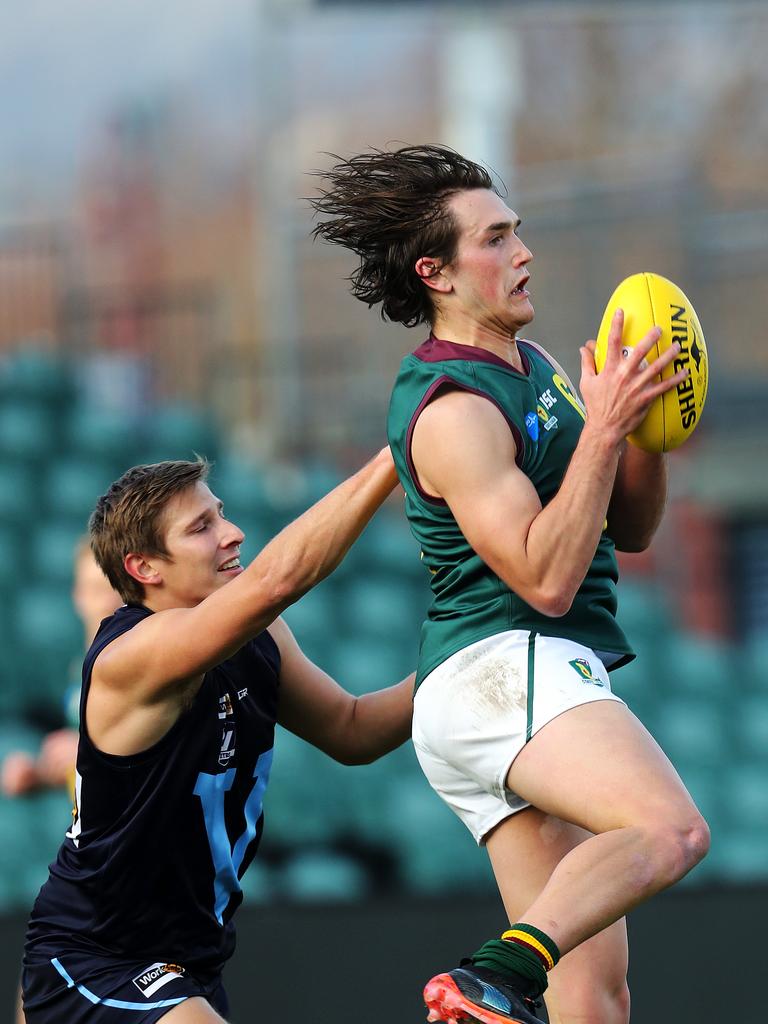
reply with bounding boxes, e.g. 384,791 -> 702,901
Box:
0,789 -> 71,907
741,632 -> 768,693
723,762 -> 768,824
137,404 -> 219,465
329,637 -> 413,698
265,728 -> 338,846
14,584 -> 82,708
0,348 -> 75,409
733,695 -> 768,761
42,457 -> 115,526
717,826 -> 768,882
653,696 -> 727,767
209,455 -> 274,517
385,777 -> 495,893
353,514 -> 425,583
662,635 -> 733,698
65,406 -> 140,469
340,576 -> 424,645
238,858 -> 280,905
0,462 -> 38,530
32,522 -> 85,585
280,848 -> 371,902
0,401 -> 57,464
282,588 -> 340,667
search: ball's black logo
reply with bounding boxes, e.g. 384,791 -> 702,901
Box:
690,333 -> 703,373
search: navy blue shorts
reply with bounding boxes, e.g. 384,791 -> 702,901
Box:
22,950 -> 229,1023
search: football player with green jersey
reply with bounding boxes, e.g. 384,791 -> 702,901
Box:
311,145 -> 709,1024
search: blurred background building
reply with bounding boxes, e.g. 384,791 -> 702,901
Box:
1,0 -> 766,1020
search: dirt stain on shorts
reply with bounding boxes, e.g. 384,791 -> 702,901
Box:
450,648 -> 527,717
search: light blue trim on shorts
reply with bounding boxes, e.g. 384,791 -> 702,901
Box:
51,958 -> 187,1011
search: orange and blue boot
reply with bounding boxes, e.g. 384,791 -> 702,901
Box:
424,962 -> 544,1024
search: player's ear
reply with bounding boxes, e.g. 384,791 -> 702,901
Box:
415,257 -> 452,294
124,553 -> 162,588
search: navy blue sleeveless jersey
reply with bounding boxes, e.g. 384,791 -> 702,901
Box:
25,603 -> 280,974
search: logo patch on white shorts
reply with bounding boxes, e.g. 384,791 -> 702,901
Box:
132,962 -> 185,998
568,657 -> 604,685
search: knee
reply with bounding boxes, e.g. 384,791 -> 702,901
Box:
549,978 -> 630,1024
647,813 -> 710,887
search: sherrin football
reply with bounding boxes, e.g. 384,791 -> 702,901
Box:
594,272 -> 708,452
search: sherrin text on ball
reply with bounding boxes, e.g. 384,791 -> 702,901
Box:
594,272 -> 708,452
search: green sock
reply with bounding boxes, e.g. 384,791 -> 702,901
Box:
471,922 -> 560,997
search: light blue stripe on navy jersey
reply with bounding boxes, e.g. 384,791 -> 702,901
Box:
51,958 -> 187,1011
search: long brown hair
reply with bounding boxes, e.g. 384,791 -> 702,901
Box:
310,144 -> 500,327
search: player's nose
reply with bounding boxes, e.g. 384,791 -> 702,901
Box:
515,239 -> 533,266
221,518 -> 245,547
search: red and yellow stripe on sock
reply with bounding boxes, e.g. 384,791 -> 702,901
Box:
502,924 -> 560,972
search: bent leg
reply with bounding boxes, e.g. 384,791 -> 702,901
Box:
505,700 -> 709,954
486,809 -> 630,1024
162,997 -> 229,1022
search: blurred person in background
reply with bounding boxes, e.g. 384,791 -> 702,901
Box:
1,540 -> 121,799
3,540 -> 121,1024
21,453 -> 413,1024
311,144 -> 709,1024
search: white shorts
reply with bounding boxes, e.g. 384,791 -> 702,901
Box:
412,630 -> 625,844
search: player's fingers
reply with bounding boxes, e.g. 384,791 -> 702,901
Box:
603,309 -> 625,365
624,326 -> 662,370
645,365 -> 689,401
579,345 -> 596,379
642,341 -> 682,382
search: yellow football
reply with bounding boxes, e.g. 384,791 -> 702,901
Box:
594,272 -> 708,452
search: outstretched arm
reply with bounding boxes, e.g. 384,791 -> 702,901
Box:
88,449 -> 400,758
97,447 -> 399,696
270,617 -> 413,766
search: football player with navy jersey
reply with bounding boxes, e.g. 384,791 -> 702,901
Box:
22,451 -> 412,1024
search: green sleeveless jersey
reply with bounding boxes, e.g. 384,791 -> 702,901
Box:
387,336 -> 634,687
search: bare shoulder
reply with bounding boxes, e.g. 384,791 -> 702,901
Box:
88,610 -> 204,755
90,609 -> 203,720
411,387 -> 519,502
94,607 -> 195,689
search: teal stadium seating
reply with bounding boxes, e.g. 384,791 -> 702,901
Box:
32,523 -> 86,585
137,404 -> 220,466
653,696 -> 728,767
0,401 -> 58,465
280,848 -> 371,902
42,457 -> 116,528
0,789 -> 72,906
329,637 -> 413,697
265,727 -> 342,845
0,347 -> 76,408
2,346 -> 768,910
0,461 -> 38,531
65,406 -> 140,471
